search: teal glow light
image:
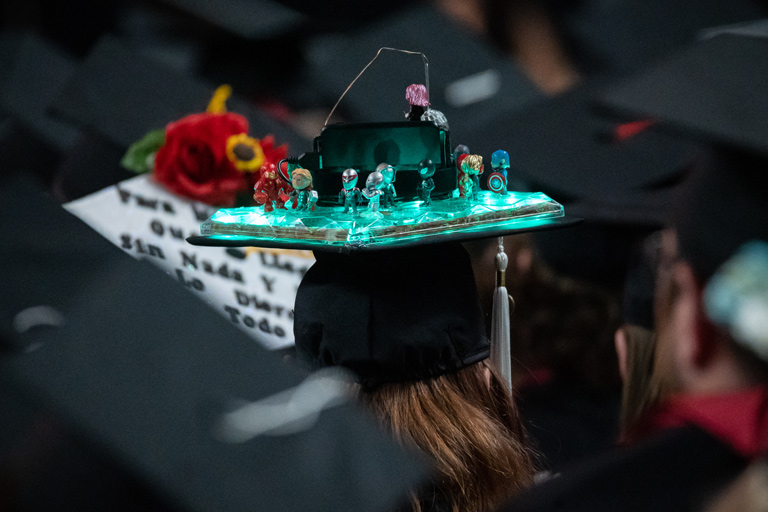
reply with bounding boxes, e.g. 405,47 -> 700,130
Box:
199,190 -> 563,249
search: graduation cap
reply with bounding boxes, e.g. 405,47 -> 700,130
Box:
0,175 -> 427,512
293,242 -> 490,388
472,79 -> 700,208
598,32 -> 768,280
465,79 -> 700,290
303,4 -> 541,146
600,32 -> 768,155
157,0 -> 306,39
551,0 -> 766,75
50,35 -> 308,151
0,33 -> 80,151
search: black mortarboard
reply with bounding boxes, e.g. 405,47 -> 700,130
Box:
466,79 -> 699,290
157,0 -> 306,39
599,32 -> 768,280
551,0 -> 766,75
0,33 -> 80,151
0,175 -> 426,512
50,35 -> 308,150
600,32 -> 768,155
294,242 -> 489,388
471,80 -> 699,206
698,18 -> 768,39
303,4 -> 541,146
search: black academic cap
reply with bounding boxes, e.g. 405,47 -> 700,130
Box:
674,148 -> 768,282
598,32 -> 768,280
466,79 -> 699,290
50,35 -> 308,150
553,0 -> 766,75
294,242 -> 489,387
698,18 -> 768,39
272,0 -> 414,21
0,176 -> 426,512
158,0 -> 306,39
303,4 -> 541,144
0,33 -> 80,151
473,79 -> 699,208
600,32 -> 768,155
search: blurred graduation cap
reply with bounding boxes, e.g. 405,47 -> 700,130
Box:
600,31 -> 768,155
698,18 -> 768,40
467,79 -> 700,289
0,175 -> 426,512
50,35 -> 308,150
599,31 -> 768,281
0,33 -> 81,152
472,80 -> 700,209
157,0 -> 306,39
552,0 -> 766,75
303,4 -> 541,145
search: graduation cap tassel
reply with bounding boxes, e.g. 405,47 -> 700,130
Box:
490,236 -> 513,392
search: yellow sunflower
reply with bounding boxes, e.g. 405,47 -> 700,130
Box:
226,133 -> 265,172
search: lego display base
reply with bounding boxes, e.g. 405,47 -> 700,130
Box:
188,191 -> 576,252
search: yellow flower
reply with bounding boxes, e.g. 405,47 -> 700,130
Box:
207,84 -> 232,114
226,133 -> 265,172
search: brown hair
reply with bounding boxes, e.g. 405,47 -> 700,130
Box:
361,362 -> 535,512
465,234 -> 622,389
617,324 -> 660,436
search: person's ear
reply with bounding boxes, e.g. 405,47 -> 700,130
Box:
615,326 -> 629,382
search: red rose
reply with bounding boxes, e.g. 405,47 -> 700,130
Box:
154,112 -> 249,206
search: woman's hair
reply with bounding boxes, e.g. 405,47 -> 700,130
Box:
616,324 -> 660,436
360,362 -> 535,512
465,234 -> 622,389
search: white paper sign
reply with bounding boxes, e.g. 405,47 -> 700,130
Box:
65,174 -> 313,350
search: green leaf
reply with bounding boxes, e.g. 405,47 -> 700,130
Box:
121,129 -> 166,173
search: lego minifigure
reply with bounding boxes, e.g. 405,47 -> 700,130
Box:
362,170 -> 386,212
416,158 -> 436,206
253,163 -> 292,212
405,84 -> 429,121
405,84 -> 449,130
338,168 -> 363,214
377,163 -> 397,208
459,154 -> 483,200
289,167 -> 317,211
488,149 -> 510,194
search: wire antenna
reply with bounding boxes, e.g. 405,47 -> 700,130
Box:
323,47 -> 430,128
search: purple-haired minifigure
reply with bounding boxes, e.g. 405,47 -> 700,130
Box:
405,83 -> 449,130
405,84 -> 429,121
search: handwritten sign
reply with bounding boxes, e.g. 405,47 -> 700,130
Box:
65,174 -> 313,349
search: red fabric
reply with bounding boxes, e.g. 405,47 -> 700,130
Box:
154,112 -> 249,206
625,386 -> 768,459
614,119 -> 655,141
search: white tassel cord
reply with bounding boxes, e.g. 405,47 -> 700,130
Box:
490,237 -> 513,392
